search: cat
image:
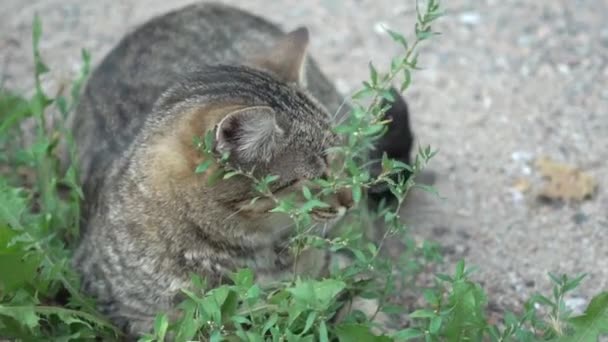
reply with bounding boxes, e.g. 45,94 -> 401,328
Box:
70,2 -> 414,337
368,87 -> 414,203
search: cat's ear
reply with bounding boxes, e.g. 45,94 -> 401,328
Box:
215,106 -> 284,164
252,27 -> 309,84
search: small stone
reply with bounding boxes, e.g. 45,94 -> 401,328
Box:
564,297 -> 587,315
373,21 -> 389,35
557,63 -> 570,74
495,56 -> 509,70
335,78 -> 349,95
483,96 -> 492,109
455,244 -> 467,255
432,226 -> 449,237
572,212 -> 588,225
458,12 -> 481,26
511,151 -> 533,162
517,35 -> 533,47
509,190 -> 525,203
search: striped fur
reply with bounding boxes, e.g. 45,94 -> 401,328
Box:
71,3 -> 353,337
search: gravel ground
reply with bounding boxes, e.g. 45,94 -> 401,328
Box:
2,0 -> 607,320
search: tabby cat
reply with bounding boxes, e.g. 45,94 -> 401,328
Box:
71,2 -> 413,337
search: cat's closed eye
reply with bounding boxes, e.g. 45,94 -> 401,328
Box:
272,179 -> 299,193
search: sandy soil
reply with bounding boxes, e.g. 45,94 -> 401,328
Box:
2,0 -> 606,320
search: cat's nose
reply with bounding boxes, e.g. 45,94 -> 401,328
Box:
337,188 -> 354,209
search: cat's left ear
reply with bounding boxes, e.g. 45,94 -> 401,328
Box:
215,106 -> 284,165
251,27 -> 309,85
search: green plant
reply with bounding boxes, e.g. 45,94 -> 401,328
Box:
1,1 -> 607,341
0,15 -> 122,340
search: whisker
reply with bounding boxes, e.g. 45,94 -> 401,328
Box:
332,96 -> 351,121
223,204 -> 249,222
322,222 -> 329,236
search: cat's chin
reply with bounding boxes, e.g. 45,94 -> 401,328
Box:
311,206 -> 347,237
311,206 -> 345,222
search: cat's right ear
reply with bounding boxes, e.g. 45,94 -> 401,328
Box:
215,106 -> 284,165
250,27 -> 309,85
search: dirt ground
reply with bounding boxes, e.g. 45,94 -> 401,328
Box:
2,0 -> 607,320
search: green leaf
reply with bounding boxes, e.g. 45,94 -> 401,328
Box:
300,199 -> 330,213
564,274 -> 587,293
454,260 -> 465,279
362,123 -> 385,137
223,171 -> 240,179
262,313 -> 278,335
429,316 -> 442,334
392,328 -> 424,340
352,185 -> 362,204
530,294 -> 555,308
423,289 -> 439,306
241,331 -> 265,342
442,279 -> 488,340
318,320 -> 329,342
32,15 -> 49,77
203,130 -> 215,150
209,330 -> 222,342
416,29 -> 435,41
200,286 -> 230,323
221,290 -> 239,322
195,160 -> 213,174
385,28 -> 408,50
335,323 -> 391,342
69,49 -> 91,106
287,279 -> 345,310
561,292 -> 608,342
302,186 -> 312,200
0,305 -> 39,330
379,90 -> 395,103
263,175 -> 280,185
246,284 -> 260,301
0,225 -> 39,292
352,87 -> 375,100
401,68 -> 412,92
153,313 -> 169,341
369,62 -> 378,85
231,268 -> 254,288
0,185 -> 27,230
0,92 -> 32,135
301,311 -> 317,335
230,315 -> 251,325
409,309 -> 436,319
174,299 -> 201,341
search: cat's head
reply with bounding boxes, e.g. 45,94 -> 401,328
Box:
145,27 -> 353,228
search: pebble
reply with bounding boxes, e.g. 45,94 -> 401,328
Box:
373,21 -> 389,35
511,151 -> 533,163
458,12 -> 481,26
557,64 -> 570,75
564,297 -> 587,315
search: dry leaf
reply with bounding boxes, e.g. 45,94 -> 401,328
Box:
512,178 -> 531,193
535,157 -> 597,201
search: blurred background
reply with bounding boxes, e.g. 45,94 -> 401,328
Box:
1,0 -> 606,318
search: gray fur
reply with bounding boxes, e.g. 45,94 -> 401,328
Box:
72,3 -> 354,336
